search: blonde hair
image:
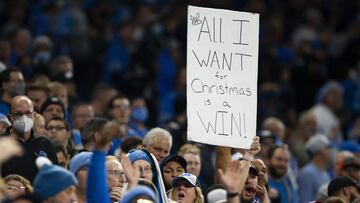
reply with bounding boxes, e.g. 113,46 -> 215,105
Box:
106,155 -> 121,164
34,113 -> 46,135
168,186 -> 204,203
47,82 -> 68,108
28,74 -> 50,86
178,144 -> 201,157
106,155 -> 119,161
47,82 -> 67,97
324,197 -> 346,203
4,174 -> 33,194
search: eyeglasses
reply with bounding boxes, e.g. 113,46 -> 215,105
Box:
7,184 -> 25,190
136,166 -> 152,174
107,170 -> 125,177
46,126 -> 66,131
10,111 -> 33,118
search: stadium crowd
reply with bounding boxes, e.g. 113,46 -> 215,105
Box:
0,0 -> 360,202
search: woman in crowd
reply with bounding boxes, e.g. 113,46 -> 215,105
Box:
127,149 -> 168,203
160,154 -> 187,191
3,174 -> 33,199
168,173 -> 204,203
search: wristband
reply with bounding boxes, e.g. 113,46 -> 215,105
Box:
239,154 -> 254,162
244,155 -> 254,162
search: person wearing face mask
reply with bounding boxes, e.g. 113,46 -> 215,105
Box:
129,97 -> 149,138
1,96 -> 58,183
0,69 -> 26,114
32,35 -> 53,75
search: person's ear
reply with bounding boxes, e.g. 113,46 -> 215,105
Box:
343,187 -> 350,197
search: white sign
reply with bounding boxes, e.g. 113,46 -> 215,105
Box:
187,5 -> 259,149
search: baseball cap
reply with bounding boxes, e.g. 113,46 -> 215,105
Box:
160,154 -> 187,171
306,134 -> 331,154
40,97 -> 65,115
172,173 -> 200,187
206,184 -> 227,203
328,176 -> 358,196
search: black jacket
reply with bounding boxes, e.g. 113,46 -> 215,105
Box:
1,129 -> 58,183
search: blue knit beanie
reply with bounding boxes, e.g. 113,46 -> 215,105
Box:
69,152 -> 92,174
128,149 -> 153,165
121,185 -> 156,203
34,157 -> 78,200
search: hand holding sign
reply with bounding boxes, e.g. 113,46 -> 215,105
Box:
246,136 -> 261,156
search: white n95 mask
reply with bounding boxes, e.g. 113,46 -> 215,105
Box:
13,115 -> 33,134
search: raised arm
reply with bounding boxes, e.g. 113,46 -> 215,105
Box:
214,146 -> 232,184
87,122 -> 118,203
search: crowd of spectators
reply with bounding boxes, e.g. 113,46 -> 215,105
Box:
0,0 -> 359,203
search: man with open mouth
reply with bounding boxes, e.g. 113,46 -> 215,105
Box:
240,165 -> 259,203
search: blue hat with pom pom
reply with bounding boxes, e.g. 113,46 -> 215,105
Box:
34,157 -> 78,200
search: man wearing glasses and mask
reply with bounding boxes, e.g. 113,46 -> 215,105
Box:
1,95 -> 58,183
